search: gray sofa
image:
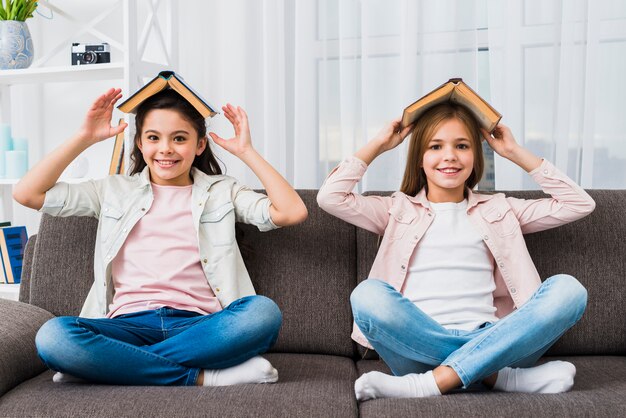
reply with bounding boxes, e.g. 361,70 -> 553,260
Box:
0,190 -> 624,417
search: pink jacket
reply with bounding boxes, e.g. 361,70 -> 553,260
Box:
317,156 -> 596,348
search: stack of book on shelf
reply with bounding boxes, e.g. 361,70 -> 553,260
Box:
0,223 -> 28,285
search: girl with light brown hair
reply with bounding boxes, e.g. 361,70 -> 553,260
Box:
318,102 -> 594,399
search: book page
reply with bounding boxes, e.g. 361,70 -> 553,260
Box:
118,76 -> 168,113
402,83 -> 455,127
450,91 -> 493,130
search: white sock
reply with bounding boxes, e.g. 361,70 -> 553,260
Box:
355,370 -> 442,401
202,356 -> 278,387
52,372 -> 87,384
493,361 -> 576,394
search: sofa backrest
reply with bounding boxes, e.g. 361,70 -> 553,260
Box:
23,190 -> 357,358
25,215 -> 97,317
356,189 -> 626,356
23,189 -> 625,358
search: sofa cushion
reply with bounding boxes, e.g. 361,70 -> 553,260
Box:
18,234 -> 36,304
356,190 -> 626,356
0,299 -> 54,397
238,190 -> 357,357
0,353 -> 358,418
28,214 -> 97,317
520,190 -> 626,356
356,356 -> 626,417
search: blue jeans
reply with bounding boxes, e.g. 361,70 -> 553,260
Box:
35,295 -> 282,386
351,275 -> 587,387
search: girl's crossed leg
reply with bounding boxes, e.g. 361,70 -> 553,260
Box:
350,276 -> 587,399
35,295 -> 282,386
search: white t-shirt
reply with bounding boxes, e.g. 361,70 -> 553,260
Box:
402,200 -> 499,331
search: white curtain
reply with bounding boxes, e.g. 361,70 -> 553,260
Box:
179,0 -> 626,191
488,0 -> 626,190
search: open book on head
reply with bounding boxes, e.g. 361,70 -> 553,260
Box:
117,71 -> 218,119
108,118 -> 125,175
401,78 -> 502,133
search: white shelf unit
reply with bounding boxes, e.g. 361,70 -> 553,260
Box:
0,0 -> 178,294
0,63 -> 125,85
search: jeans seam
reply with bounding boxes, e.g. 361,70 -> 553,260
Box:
160,315 -> 168,339
186,368 -> 200,386
441,360 -> 470,387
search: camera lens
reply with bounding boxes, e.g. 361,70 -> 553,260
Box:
83,51 -> 97,64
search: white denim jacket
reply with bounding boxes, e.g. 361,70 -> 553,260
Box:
41,166 -> 279,318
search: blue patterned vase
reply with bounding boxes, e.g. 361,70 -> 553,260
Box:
0,21 -> 34,70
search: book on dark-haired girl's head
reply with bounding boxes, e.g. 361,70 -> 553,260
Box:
108,119 -> 125,176
401,78 -> 502,133
117,71 -> 218,119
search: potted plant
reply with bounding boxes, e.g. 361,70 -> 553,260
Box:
0,0 -> 39,69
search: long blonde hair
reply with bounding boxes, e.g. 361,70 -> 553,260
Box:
400,103 -> 484,197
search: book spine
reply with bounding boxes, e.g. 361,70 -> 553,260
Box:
4,227 -> 27,285
0,248 -> 7,284
0,229 -> 14,283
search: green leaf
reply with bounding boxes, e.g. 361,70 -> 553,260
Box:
13,2 -> 24,20
0,0 -> 38,21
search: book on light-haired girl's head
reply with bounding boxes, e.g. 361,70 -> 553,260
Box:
401,78 -> 502,133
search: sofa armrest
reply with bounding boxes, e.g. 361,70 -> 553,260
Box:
0,298 -> 54,396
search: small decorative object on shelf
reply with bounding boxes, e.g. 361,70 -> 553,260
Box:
0,122 -> 13,177
71,42 -> 111,66
0,0 -> 38,70
0,123 -> 29,178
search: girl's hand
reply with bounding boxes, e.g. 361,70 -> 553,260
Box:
354,119 -> 413,165
209,104 -> 254,157
374,119 -> 414,153
482,123 -> 542,172
481,123 -> 522,159
78,88 -> 127,144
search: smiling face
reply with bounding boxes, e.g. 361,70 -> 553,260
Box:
421,118 -> 475,203
138,108 -> 207,186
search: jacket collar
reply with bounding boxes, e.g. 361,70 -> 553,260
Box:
405,187 -> 495,210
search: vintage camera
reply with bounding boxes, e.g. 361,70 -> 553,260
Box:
71,43 -> 111,65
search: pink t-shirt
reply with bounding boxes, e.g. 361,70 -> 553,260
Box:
107,183 -> 222,318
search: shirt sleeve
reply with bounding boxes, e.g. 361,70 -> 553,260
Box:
506,159 -> 596,234
230,182 -> 279,232
316,156 -> 393,235
40,179 -> 104,219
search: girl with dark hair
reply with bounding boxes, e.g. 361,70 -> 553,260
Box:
317,102 -> 595,399
14,87 -> 308,386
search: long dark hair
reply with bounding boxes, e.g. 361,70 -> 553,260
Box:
400,103 -> 484,197
129,89 -> 222,176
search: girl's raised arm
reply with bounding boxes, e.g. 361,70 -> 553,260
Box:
209,104 -> 307,227
355,118 -> 413,165
13,88 -> 127,210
